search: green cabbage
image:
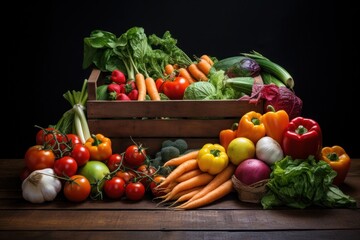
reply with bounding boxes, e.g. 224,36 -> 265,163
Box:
183,81 -> 216,100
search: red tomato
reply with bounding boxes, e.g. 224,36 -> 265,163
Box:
106,153 -> 123,172
155,78 -> 165,93
115,170 -> 136,183
137,164 -> 157,188
63,175 -> 91,202
163,76 -> 190,100
66,134 -> 81,148
149,175 -> 166,197
124,144 -> 147,168
125,181 -> 145,201
35,128 -> 68,157
54,156 -> 78,177
35,127 -> 56,145
70,144 -> 90,167
104,177 -> 126,199
24,145 -> 56,171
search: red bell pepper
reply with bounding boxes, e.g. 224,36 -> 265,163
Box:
282,116 -> 322,160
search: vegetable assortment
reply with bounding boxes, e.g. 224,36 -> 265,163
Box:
18,26 -> 357,211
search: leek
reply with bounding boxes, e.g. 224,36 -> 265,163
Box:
242,51 -> 294,89
52,79 -> 91,144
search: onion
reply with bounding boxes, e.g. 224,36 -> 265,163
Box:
256,136 -> 284,165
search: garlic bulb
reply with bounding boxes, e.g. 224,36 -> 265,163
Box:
22,168 -> 62,203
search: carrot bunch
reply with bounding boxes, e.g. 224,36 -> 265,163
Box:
154,150 -> 235,210
164,54 -> 215,83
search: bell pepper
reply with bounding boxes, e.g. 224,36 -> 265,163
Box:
261,105 -> 289,146
236,111 -> 265,144
282,116 -> 322,160
219,123 -> 238,151
320,145 -> 351,186
197,143 -> 229,175
85,133 -> 112,161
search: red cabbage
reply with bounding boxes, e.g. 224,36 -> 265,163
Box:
240,83 -> 302,119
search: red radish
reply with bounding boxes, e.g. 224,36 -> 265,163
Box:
107,83 -> 121,94
234,158 -> 271,185
110,69 -> 126,84
116,93 -> 131,101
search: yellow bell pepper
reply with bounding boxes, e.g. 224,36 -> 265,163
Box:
197,143 -> 229,175
85,133 -> 112,161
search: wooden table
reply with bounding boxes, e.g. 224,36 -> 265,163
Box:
1,158 -> 359,240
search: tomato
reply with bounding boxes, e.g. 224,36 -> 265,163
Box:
35,127 -> 56,145
149,174 -> 166,197
70,144 -> 90,167
24,145 -> 56,171
163,76 -> 190,100
155,78 -> 165,93
54,156 -> 78,177
104,177 -> 126,199
125,181 -> 145,201
63,175 -> 91,202
137,164 -> 156,188
124,144 -> 147,168
115,170 -> 136,183
66,134 -> 81,148
106,153 -> 123,172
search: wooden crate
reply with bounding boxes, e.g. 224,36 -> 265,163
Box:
87,69 -> 263,156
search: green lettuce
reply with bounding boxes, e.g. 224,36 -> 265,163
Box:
261,155 -> 357,209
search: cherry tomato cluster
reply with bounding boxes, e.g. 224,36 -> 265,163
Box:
103,142 -> 166,201
21,128 -> 167,203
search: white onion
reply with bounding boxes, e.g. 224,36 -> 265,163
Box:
256,136 -> 284,165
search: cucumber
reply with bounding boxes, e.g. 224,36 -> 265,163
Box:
212,56 -> 248,71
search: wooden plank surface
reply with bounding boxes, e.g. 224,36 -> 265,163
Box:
0,158 -> 359,239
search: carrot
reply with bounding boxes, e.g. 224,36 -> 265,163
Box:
200,54 -> 214,66
174,179 -> 233,210
175,169 -> 202,183
162,172 -> 214,203
156,159 -> 199,189
164,64 -> 175,75
135,73 -> 146,101
164,150 -> 199,167
145,77 -> 161,101
196,58 -> 212,76
178,68 -> 196,84
187,63 -> 208,81
169,186 -> 203,206
156,186 -> 202,206
187,163 -> 236,203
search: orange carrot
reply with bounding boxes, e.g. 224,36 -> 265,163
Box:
175,169 -> 202,183
187,163 -> 236,203
200,54 -> 214,66
187,63 -> 208,81
170,186 -> 203,206
145,77 -> 161,101
135,73 -> 146,101
161,172 -> 214,203
174,179 -> 233,210
164,64 -> 175,75
156,186 -> 201,206
178,67 -> 196,84
196,58 -> 212,76
164,150 -> 199,167
156,159 -> 199,189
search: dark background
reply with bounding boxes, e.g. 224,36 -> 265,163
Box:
3,0 -> 359,158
